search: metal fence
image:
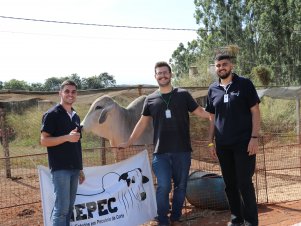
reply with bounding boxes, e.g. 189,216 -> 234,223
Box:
1,138 -> 301,226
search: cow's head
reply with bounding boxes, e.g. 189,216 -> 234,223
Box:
119,168 -> 149,201
81,95 -> 119,136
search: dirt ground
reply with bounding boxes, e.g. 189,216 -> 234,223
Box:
144,200 -> 301,226
189,200 -> 301,226
2,200 -> 301,226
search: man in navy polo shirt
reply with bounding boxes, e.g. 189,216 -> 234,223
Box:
41,80 -> 85,226
206,53 -> 261,226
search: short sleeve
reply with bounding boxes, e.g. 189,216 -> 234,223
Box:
185,91 -> 199,112
244,79 -> 260,108
205,88 -> 215,114
41,112 -> 56,135
141,97 -> 150,116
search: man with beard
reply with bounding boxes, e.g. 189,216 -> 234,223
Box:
118,61 -> 210,226
206,53 -> 260,226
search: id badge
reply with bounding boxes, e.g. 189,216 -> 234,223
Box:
165,109 -> 171,118
224,94 -> 229,103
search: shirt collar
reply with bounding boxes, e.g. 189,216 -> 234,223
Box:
214,73 -> 239,87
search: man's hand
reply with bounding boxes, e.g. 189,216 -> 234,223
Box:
248,138 -> 259,156
68,128 -> 81,143
79,170 -> 85,184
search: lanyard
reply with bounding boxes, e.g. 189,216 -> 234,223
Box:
158,88 -> 173,109
221,82 -> 232,94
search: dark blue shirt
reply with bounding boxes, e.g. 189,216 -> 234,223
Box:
142,87 -> 198,154
41,104 -> 83,171
206,74 -> 260,146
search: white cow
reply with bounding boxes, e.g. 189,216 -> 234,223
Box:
81,95 -> 153,147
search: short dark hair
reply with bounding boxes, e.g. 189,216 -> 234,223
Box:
154,61 -> 171,73
60,80 -> 77,90
214,53 -> 235,62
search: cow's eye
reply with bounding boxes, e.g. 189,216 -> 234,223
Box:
95,106 -> 103,110
131,177 -> 135,183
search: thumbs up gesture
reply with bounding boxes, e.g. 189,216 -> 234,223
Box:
68,128 -> 81,143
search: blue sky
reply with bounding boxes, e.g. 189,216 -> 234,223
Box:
0,0 -> 198,85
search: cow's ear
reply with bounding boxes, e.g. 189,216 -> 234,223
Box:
137,168 -> 142,172
98,108 -> 109,124
142,176 -> 149,184
119,173 -> 128,181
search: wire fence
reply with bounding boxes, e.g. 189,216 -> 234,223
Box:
1,137 -> 301,226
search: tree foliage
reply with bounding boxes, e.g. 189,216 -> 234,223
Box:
82,73 -> 116,89
44,77 -> 67,91
0,73 -> 116,91
3,79 -> 30,90
170,0 -> 301,86
169,40 -> 200,77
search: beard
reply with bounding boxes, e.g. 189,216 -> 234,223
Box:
217,70 -> 232,79
157,77 -> 171,87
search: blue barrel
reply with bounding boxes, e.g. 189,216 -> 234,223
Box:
186,170 -> 229,210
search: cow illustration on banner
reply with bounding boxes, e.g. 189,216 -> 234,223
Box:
38,150 -> 157,226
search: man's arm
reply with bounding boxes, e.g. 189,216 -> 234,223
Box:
250,103 -> 260,137
40,128 -> 80,147
208,113 -> 217,159
248,103 -> 261,155
191,106 -> 211,119
118,115 -> 151,148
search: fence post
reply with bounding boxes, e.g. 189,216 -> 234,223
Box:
0,108 -> 12,178
137,85 -> 142,96
100,137 -> 106,165
296,98 -> 300,144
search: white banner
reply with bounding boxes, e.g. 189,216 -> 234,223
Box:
38,150 -> 157,226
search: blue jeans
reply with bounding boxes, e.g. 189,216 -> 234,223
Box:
51,169 -> 80,226
152,152 -> 191,225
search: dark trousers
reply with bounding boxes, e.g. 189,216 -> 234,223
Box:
216,143 -> 258,226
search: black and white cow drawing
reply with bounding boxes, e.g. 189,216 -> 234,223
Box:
76,168 -> 150,213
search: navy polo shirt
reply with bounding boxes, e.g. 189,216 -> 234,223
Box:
206,74 -> 260,146
41,104 -> 83,171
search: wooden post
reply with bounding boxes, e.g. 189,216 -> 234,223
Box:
138,85 -> 142,96
296,98 -> 300,144
296,98 -> 301,176
100,137 -> 106,165
0,108 -> 11,178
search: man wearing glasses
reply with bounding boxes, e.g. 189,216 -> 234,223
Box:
119,61 -> 210,226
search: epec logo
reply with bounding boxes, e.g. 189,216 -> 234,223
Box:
71,197 -> 118,222
70,168 -> 150,222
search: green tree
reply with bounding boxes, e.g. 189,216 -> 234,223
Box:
98,72 -> 116,87
30,82 -> 45,91
82,73 -> 116,90
169,40 -> 200,78
3,79 -> 30,90
170,0 -> 301,86
245,0 -> 301,85
43,77 -> 67,91
68,73 -> 82,90
0,81 -> 3,89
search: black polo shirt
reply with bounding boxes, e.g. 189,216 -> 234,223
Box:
206,74 -> 260,146
142,87 -> 198,154
41,104 -> 83,171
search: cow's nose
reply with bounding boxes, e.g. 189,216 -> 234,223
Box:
141,192 -> 147,201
